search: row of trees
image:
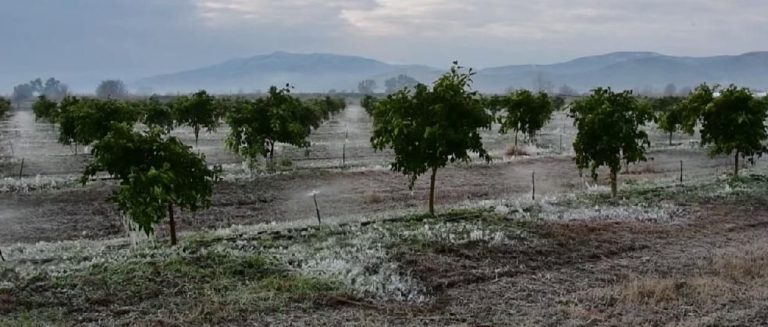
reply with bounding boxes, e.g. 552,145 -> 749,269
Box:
365,63 -> 768,211
12,78 -> 69,102
32,88 -> 345,244
358,75 -> 421,95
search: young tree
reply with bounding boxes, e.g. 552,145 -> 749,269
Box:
225,86 -> 321,167
32,95 -> 58,122
95,79 -> 129,99
370,63 -> 492,215
496,89 -> 555,148
41,77 -> 68,100
172,90 -> 219,147
651,96 -> 684,145
83,124 -> 217,245
12,83 -> 36,104
677,83 -> 716,134
361,95 -> 379,116
699,85 -> 768,176
55,97 -> 140,150
307,95 -> 346,120
358,79 -> 377,94
571,88 -> 654,197
384,74 -> 419,94
139,95 -> 175,133
0,97 -> 10,116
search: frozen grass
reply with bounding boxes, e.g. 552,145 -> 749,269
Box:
0,174 -> 80,193
3,167 -> 768,324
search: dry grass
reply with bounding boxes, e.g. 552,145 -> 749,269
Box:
599,239 -> 768,312
712,242 -> 768,281
615,276 -> 732,306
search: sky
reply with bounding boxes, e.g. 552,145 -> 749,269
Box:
1,0 -> 767,92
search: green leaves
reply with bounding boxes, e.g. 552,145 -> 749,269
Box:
138,95 -> 175,133
496,89 -> 555,142
699,85 -> 768,171
172,90 -> 220,146
0,97 -> 11,117
84,124 -> 217,237
224,86 -> 328,165
55,96 -> 140,146
677,84 -> 715,135
32,95 -> 59,123
570,88 -> 653,196
370,63 -> 492,213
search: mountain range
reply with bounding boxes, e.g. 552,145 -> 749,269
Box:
135,51 -> 768,94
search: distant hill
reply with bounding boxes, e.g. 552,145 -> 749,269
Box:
135,51 -> 439,94
476,51 -> 768,93
135,51 -> 768,94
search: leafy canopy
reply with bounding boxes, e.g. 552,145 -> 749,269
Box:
138,95 -> 175,133
371,63 -> 492,188
0,97 -> 11,117
699,85 -> 768,161
83,124 -> 217,236
496,89 -> 555,141
55,96 -> 140,146
225,86 -> 323,162
570,88 -> 654,195
677,84 -> 715,134
32,95 -> 59,123
172,90 -> 220,145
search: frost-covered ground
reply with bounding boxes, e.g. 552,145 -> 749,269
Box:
3,166 -> 766,304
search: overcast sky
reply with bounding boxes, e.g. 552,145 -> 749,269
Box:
2,0 -> 767,92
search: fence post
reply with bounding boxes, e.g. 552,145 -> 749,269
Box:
18,158 -> 24,179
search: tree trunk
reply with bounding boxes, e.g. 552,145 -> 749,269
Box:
734,152 -> 739,177
610,171 -> 618,198
270,141 -> 275,160
669,131 -> 673,146
194,126 -> 200,149
429,167 -> 437,215
168,203 -> 177,246
514,131 -> 518,149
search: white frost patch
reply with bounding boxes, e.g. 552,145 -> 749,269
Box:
0,174 -> 79,193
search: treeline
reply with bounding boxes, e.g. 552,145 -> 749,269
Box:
362,63 -> 768,208
31,86 -> 345,245
20,63 -> 768,246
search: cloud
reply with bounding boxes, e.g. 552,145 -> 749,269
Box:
1,0 -> 766,92
196,0 -> 375,27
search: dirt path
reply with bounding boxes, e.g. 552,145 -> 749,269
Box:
0,147 -> 738,245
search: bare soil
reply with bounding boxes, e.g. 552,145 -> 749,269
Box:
0,147 -> 737,245
261,203 -> 768,326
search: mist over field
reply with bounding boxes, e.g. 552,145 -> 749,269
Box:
3,1 -> 768,326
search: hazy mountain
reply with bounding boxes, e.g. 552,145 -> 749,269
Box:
136,51 -> 768,94
135,51 -> 439,94
476,51 -> 768,93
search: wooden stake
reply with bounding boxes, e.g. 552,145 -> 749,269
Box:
313,193 -> 322,225
531,171 -> 536,200
18,158 -> 24,179
680,160 -> 683,184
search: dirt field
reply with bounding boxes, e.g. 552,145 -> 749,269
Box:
2,175 -> 767,326
0,105 -> 746,245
